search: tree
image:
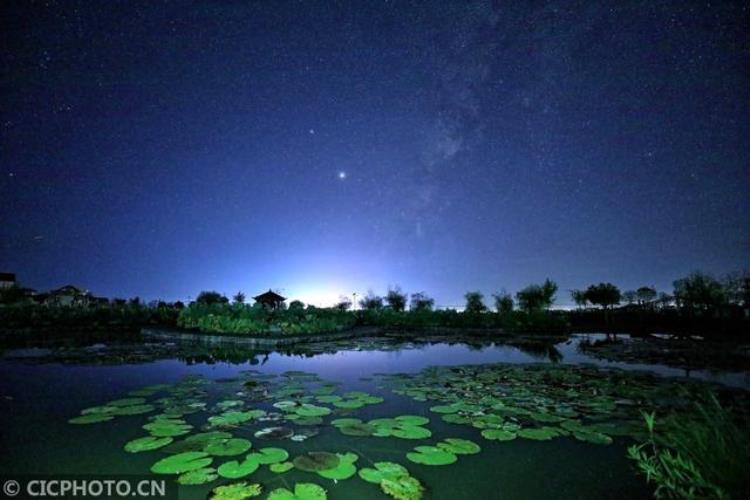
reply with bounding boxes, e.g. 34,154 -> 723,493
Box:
0,285 -> 26,305
493,291 -> 514,314
359,292 -> 384,310
196,291 -> 228,305
410,292 -> 434,312
636,286 -> 657,307
288,300 -> 305,310
334,296 -> 352,311
583,283 -> 621,309
233,291 -> 246,305
673,272 -> 726,311
571,289 -> 588,309
464,291 -> 487,313
385,287 -> 407,312
516,279 -> 558,312
722,271 -> 750,307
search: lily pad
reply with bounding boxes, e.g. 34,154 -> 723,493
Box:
177,467 -> 218,485
217,457 -> 260,479
204,438 -> 252,456
381,475 -> 425,500
358,462 -> 410,484
517,427 -> 560,441
437,438 -> 481,455
151,452 -> 213,474
143,419 -> 192,437
406,446 -> 457,466
209,481 -> 263,499
270,461 -> 294,473
391,425 -> 431,440
293,452 -> 340,472
69,414 -> 114,424
480,429 -> 517,441
295,404 -> 332,417
317,453 -> 358,480
248,447 -> 289,465
395,415 -> 429,426
124,436 -> 173,453
254,427 -> 294,440
267,483 -> 327,500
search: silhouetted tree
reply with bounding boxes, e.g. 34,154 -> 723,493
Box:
233,291 -> 246,304
583,283 -> 621,309
385,287 -> 407,312
464,291 -> 487,313
0,285 -> 26,305
722,271 -> 750,307
334,296 -> 352,311
620,290 -> 635,305
571,289 -> 588,309
196,291 -> 228,305
673,272 -> 725,312
493,291 -> 514,314
359,292 -> 384,310
636,286 -> 657,307
410,292 -> 434,312
288,300 -> 305,310
516,279 -> 557,312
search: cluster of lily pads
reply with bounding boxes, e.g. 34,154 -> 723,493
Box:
331,415 -> 431,439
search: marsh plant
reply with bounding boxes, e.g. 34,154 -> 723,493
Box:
627,394 -> 750,499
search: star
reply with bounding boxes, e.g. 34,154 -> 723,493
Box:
338,171 -> 347,180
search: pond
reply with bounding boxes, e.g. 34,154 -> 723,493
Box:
1,334 -> 747,499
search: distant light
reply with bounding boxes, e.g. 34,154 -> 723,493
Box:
309,129 -> 315,134
338,171 -> 347,180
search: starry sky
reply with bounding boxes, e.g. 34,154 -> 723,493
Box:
1,1 -> 748,307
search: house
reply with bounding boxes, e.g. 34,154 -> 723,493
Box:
0,273 -> 16,289
45,285 -> 92,307
253,289 -> 286,310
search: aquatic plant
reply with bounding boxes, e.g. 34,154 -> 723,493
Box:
406,445 -> 457,466
209,482 -> 262,499
217,457 -> 260,479
267,483 -> 327,500
293,452 -> 340,472
359,462 -> 424,500
177,467 -> 218,485
317,452 -> 358,480
124,436 -> 173,453
151,452 -> 213,474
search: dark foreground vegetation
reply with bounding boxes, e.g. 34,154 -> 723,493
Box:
1,271 -> 748,343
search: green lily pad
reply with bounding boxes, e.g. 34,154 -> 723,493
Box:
406,446 -> 457,466
437,438 -> 481,455
338,423 -> 376,437
293,452 -> 340,472
209,481 -> 263,499
111,404 -> 155,416
208,411 -> 261,427
391,425 -> 431,440
69,414 -> 114,424
270,461 -> 294,473
358,462 -> 410,484
317,453 -> 358,480
518,427 -> 560,441
217,457 -> 260,479
330,418 -> 361,426
295,404 -> 332,417
429,404 -> 460,414
254,427 -> 294,440
204,438 -> 252,456
248,447 -> 289,465
481,429 -> 517,441
151,452 -> 213,474
381,475 -> 425,500
124,436 -> 173,453
332,400 -> 365,409
107,397 -> 147,407
395,415 -> 429,426
267,483 -> 327,500
143,419 -> 192,437
177,467 -> 218,485
572,430 -> 613,445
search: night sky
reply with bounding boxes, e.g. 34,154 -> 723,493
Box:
2,1 -> 748,307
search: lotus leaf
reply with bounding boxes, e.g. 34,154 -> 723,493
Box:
330,418 -> 361,426
270,461 -> 294,473
406,446 -> 457,466
480,429 -> 517,441
124,436 -> 173,453
317,452 -> 358,480
380,476 -> 425,500
395,415 -> 429,426
293,452 -> 340,472
208,411 -> 259,427
151,452 -> 213,474
332,400 -> 364,409
338,423 -> 376,437
429,404 -> 460,414
248,447 -> 289,465
204,438 -> 252,456
217,457 -> 260,479
69,414 -> 114,424
209,481 -> 263,500
295,404 -> 331,417
107,397 -> 147,407
437,438 -> 481,455
517,427 -> 560,441
572,430 -> 613,445
177,467 -> 218,485
143,419 -> 192,437
267,483 -> 327,500
391,425 -> 431,440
